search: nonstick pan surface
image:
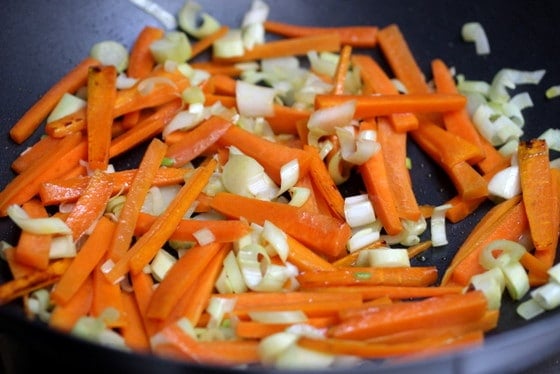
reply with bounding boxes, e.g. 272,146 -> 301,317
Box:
1,1 -> 560,373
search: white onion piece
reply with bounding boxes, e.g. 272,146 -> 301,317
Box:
150,249 -> 176,282
7,204 -> 72,235
461,22 -> 490,55
49,235 -> 76,259
150,31 -> 192,64
488,68 -> 546,103
430,204 -> 451,247
539,128 -> 560,152
335,126 -> 379,165
236,80 -> 275,117
213,29 -> 245,58
501,261 -> 530,300
206,296 -> 236,328
249,310 -> 307,324
470,268 -> 505,310
487,165 -> 520,200
307,100 -> 356,146
274,343 -> 335,370
90,40 -> 129,72
137,76 -> 178,96
47,93 -> 86,123
193,228 -> 216,246
258,332 -> 299,366
243,22 -> 265,50
177,0 -> 220,38
262,220 -> 289,263
531,282 -> 560,310
288,187 -> 311,207
242,0 -> 270,27
479,239 -> 527,270
368,248 -> 410,268
277,159 -> 300,197
472,104 -> 523,146
116,73 -> 138,90
517,298 -> 546,320
548,262 -> 560,284
129,0 -> 177,29
162,110 -> 203,139
346,224 -> 381,253
344,194 -> 375,228
215,250 -> 247,294
546,85 -> 560,99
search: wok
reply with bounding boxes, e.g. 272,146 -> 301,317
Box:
1,0 -> 559,372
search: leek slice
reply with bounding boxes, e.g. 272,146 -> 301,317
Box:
90,40 -> 129,73
178,0 -> 220,38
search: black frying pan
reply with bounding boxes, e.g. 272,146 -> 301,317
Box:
1,0 -> 560,372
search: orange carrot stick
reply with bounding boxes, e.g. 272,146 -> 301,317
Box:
91,255 -> 126,328
108,138 -> 168,261
3,247 -> 37,280
264,20 -> 378,48
445,161 -> 489,200
121,291 -> 151,352
328,291 -> 487,340
127,26 -> 165,79
296,267 -> 438,288
216,125 -> 312,185
376,24 -> 431,95
332,45 -> 352,95
49,274 -> 94,332
146,242 -> 225,320
314,93 -> 466,118
286,235 -> 337,272
165,116 -> 232,167
209,192 -> 352,259
431,58 -> 485,163
64,170 -> 113,242
377,117 -> 422,222
39,167 -> 188,205
13,199 -> 52,270
213,33 -> 341,63
518,139 -> 556,254
50,216 -> 115,305
265,105 -> 311,135
0,132 -> 85,216
476,136 -> 511,175
109,99 -> 182,159
9,57 -> 100,144
300,285 -> 464,301
358,121 -> 403,235
11,135 -> 62,174
190,26 -> 230,59
104,159 -> 217,283
134,213 -> 251,243
86,65 -> 118,171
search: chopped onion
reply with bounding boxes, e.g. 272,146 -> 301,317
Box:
242,0 -> 270,27
307,100 -> 356,146
213,29 -> 245,58
150,249 -> 177,281
470,268 -> 505,310
215,250 -> 247,294
90,40 -> 129,73
47,93 -> 86,123
193,227 -> 216,245
344,194 -> 375,228
7,204 -> 72,235
335,126 -> 379,165
243,22 -> 266,50
517,298 -> 546,320
368,248 -> 410,268
258,332 -> 299,365
487,165 -> 520,200
488,68 -> 546,103
262,220 -> 289,262
538,128 -> 560,152
346,224 -> 381,253
277,159 -> 300,197
162,110 -> 203,139
546,85 -> 560,99
274,343 -> 335,370
547,262 -> 560,283
531,281 -> 560,310
461,22 -> 490,55
149,31 -> 192,64
236,80 -> 275,117
137,76 -> 178,96
287,186 -> 311,207
206,296 -> 236,328
177,0 -> 220,38
430,204 -> 451,247
479,239 -> 527,270
237,243 -> 290,292
501,261 -> 530,300
128,0 -> 177,29
249,310 -> 307,324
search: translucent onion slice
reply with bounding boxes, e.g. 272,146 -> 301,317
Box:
249,310 -> 307,324
488,68 -> 546,103
262,220 -> 289,262
149,249 -> 176,282
116,73 -> 138,90
258,332 -> 300,366
90,40 -> 129,73
47,93 -> 87,123
277,159 -> 300,197
430,204 -> 451,247
546,85 -> 560,99
548,262 -> 560,283
287,186 -> 311,207
274,343 -> 335,370
213,29 -> 245,58
242,0 -> 270,27
193,227 -> 216,246
538,128 -> 560,152
221,149 -> 278,199
243,22 -> 265,50
368,248 -> 410,268
335,126 -> 379,165
531,281 -> 560,310
149,31 -> 192,64
7,204 -> 72,235
479,239 -> 527,270
206,296 -> 236,328
128,0 -> 177,29
137,76 -> 178,96
461,22 -> 490,55
470,268 -> 505,310
517,298 -> 546,320
501,261 -> 530,300
236,80 -> 275,117
177,0 -> 221,38
346,223 -> 381,253
344,194 -> 376,228
307,100 -> 356,146
487,165 -> 520,200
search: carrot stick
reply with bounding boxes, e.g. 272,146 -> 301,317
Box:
315,93 -> 466,118
535,167 -> 560,270
49,274 -> 94,332
13,199 -> 52,270
328,291 -> 487,339
0,132 -> 84,216
445,201 -> 529,286
205,74 -> 236,95
146,242 -> 224,320
64,170 -> 113,242
109,99 -> 182,159
190,25 -> 230,59
286,235 -> 337,272
296,267 -> 438,288
300,285 -> 464,301
50,216 -> 115,305
209,192 -> 352,259
213,33 -> 341,63
476,135 -> 511,175
104,159 -> 217,283
127,26 -> 165,79
108,138 -> 167,261
3,247 -> 37,280
153,322 -> 259,365
91,256 -> 126,328
11,135 -> 62,174
165,116 -> 232,167
0,258 -> 71,305
303,145 -> 346,221
39,167 -> 188,205
265,105 -> 311,135
407,240 -> 433,259
130,271 -> 158,335
358,121 -> 403,235
189,61 -> 243,77
121,291 -> 151,352
331,241 -> 386,267
134,213 -> 251,243
264,20 -> 378,48
332,45 -> 352,95
216,125 -> 312,185
445,161 -> 489,200
431,58 -> 485,163
376,24 -> 431,95
376,118 -> 422,222
298,330 -> 483,359
351,54 -> 418,131
9,57 -> 99,144
44,107 -> 88,138
86,65 -> 118,171
518,139 -> 556,254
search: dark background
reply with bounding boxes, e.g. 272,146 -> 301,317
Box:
1,0 -> 560,373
